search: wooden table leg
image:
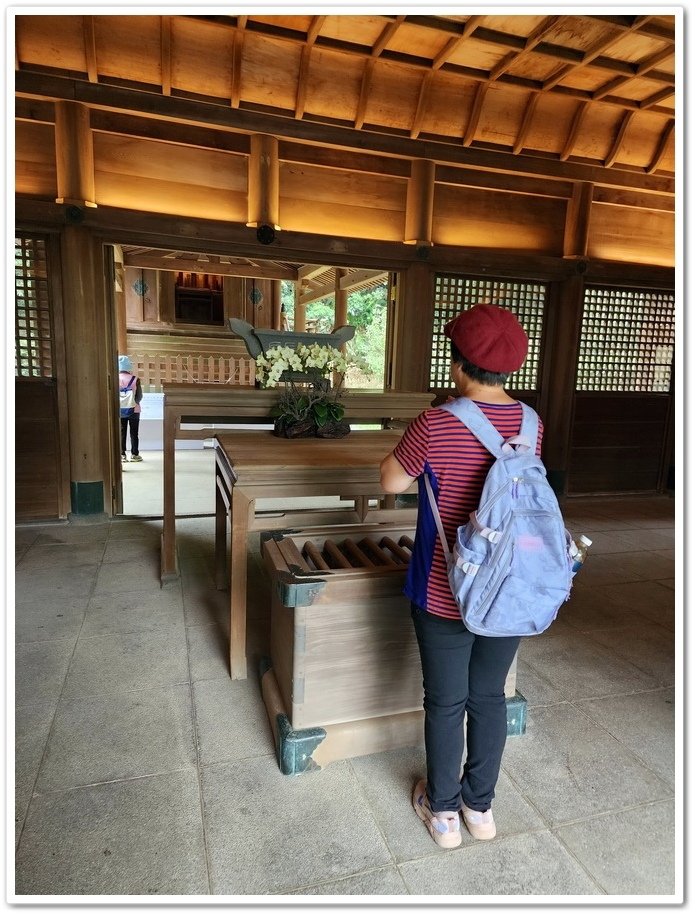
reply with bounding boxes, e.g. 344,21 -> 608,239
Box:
161,410 -> 178,581
229,487 -> 252,679
215,471 -> 229,591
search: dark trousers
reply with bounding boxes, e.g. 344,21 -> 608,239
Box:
120,415 -> 140,456
411,603 -> 520,814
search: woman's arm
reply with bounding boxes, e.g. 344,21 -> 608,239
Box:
380,451 -> 416,494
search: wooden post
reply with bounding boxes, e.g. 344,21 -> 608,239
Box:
54,101 -> 97,208
539,273 -> 585,496
271,280 -> 282,329
112,245 -> 128,354
60,225 -> 109,518
404,159 -> 435,246
563,181 -> 594,258
390,262 -> 434,392
247,134 -> 280,230
294,280 -> 306,331
334,268 -> 348,330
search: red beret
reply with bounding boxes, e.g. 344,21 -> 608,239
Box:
444,304 -> 528,373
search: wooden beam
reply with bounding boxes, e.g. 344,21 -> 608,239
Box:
604,110 -> 636,168
306,15 -> 325,46
297,264 -> 327,282
592,45 -> 675,101
334,268 -> 348,333
513,92 -> 540,155
355,58 -> 375,129
123,252 -> 298,280
647,120 -> 675,174
640,86 -> 675,109
339,268 -> 388,290
463,82 -> 487,147
82,15 -> 98,83
161,16 -> 172,96
15,72 -> 676,194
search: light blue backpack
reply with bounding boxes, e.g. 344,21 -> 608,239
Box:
423,399 -> 574,637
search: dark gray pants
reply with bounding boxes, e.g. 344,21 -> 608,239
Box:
411,603 -> 520,813
120,414 -> 140,456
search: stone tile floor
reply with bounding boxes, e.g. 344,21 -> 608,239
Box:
13,488 -> 678,899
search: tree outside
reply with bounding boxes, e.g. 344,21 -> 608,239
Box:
281,280 -> 387,389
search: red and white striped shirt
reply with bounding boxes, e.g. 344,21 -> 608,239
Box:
393,399 -> 544,619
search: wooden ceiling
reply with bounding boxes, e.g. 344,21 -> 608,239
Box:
120,245 -> 388,304
14,12 -> 676,186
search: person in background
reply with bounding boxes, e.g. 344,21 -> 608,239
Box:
379,304 -> 538,850
118,355 -> 143,462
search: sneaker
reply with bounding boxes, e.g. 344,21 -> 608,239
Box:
121,454 -> 128,462
461,804 -> 496,840
130,454 -> 143,462
412,779 -> 462,849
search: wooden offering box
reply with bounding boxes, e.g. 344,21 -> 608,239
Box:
260,525 -> 524,775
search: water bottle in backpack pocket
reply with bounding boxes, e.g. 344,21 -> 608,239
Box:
424,399 -> 575,638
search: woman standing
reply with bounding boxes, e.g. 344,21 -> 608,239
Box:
118,355 -> 143,462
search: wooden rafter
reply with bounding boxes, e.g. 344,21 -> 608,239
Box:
410,72 -> 433,139
371,15 -> 405,57
354,58 -> 375,129
647,120 -> 675,174
604,110 -> 636,168
463,82 -> 488,147
230,29 -> 244,108
489,15 -> 561,81
560,101 -> 589,161
82,15 -> 98,83
161,16 -> 172,96
513,92 -> 540,155
306,15 -> 325,45
124,251 -> 298,280
297,264 -> 326,282
542,16 -> 653,92
592,45 -> 675,101
431,15 -> 482,70
640,86 -> 675,109
295,15 -> 325,119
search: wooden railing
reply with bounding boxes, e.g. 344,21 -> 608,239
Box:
131,353 -> 256,391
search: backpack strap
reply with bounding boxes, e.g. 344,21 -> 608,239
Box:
423,475 -> 485,572
441,398 -> 539,458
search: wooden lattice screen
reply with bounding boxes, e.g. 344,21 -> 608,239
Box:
15,237 -> 53,378
430,275 -> 547,391
577,287 -> 675,393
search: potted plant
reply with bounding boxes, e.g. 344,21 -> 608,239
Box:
255,343 -> 351,438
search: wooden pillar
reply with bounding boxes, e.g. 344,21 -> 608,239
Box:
54,101 -> 97,208
563,181 -> 594,258
271,280 -> 282,330
334,269 -> 348,331
247,134 -> 280,230
404,159 -> 435,246
112,245 -> 127,354
539,274 -> 586,496
60,225 -> 109,518
158,271 -> 176,324
294,281 -> 306,331
390,262 -> 433,392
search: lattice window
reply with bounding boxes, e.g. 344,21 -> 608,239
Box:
15,237 -> 53,378
430,275 -> 546,391
577,287 -> 675,393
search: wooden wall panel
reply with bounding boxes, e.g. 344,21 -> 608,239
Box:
361,60 -> 422,132
525,96 -> 578,156
93,15 -> 161,84
571,105 -> 626,162
171,17 -> 234,99
126,331 -> 247,357
15,379 -> 61,520
477,84 -> 529,147
432,185 -> 565,252
304,47 -> 364,122
280,162 -> 405,240
15,122 -> 57,198
588,203 -> 674,266
241,33 -> 302,111
94,173 -> 247,222
568,394 -> 670,494
419,73 -> 478,141
16,15 -> 84,70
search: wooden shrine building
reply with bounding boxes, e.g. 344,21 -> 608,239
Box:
14,11 -> 677,522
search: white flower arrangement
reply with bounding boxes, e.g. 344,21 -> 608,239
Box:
255,343 -> 347,388
255,343 -> 350,437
